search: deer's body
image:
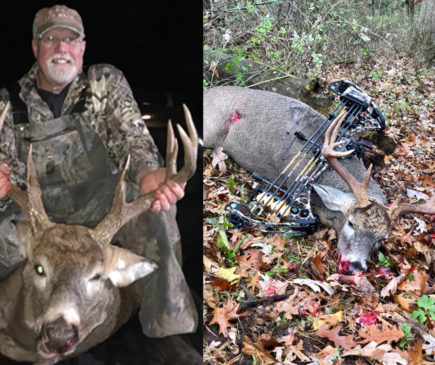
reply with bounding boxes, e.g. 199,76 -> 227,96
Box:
204,86 -> 385,203
204,86 -> 433,273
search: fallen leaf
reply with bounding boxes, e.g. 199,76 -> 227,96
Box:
407,340 -> 423,365
292,278 -> 335,295
283,339 -> 311,362
210,61 -> 219,79
212,146 -> 228,172
311,252 -> 328,279
203,254 -> 220,274
423,334 -> 435,355
327,274 -> 375,293
398,268 -> 427,296
258,274 -> 288,296
210,299 -> 246,337
216,267 -> 241,283
343,341 -> 392,360
358,322 -> 404,345
393,293 -> 414,312
209,277 -> 238,291
358,311 -> 380,325
239,249 -> 264,276
380,351 -> 408,364
316,324 -> 357,350
312,312 -> 343,330
241,335 -> 277,365
381,274 -> 406,297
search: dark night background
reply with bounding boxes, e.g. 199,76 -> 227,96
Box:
0,1 -> 203,364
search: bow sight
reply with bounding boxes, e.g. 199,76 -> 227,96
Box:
226,79 -> 386,235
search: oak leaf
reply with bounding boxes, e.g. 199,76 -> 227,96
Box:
239,249 -> 264,272
397,268 -> 427,296
393,292 -> 414,312
311,251 -> 328,279
316,324 -> 358,350
358,322 -> 404,345
210,299 -> 246,337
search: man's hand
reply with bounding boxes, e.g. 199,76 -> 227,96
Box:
0,163 -> 11,199
139,167 -> 185,212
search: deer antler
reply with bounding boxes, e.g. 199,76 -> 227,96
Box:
92,104 -> 198,245
321,108 -> 372,208
388,194 -> 435,220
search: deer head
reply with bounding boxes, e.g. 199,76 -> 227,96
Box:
1,103 -> 198,360
313,109 -> 434,273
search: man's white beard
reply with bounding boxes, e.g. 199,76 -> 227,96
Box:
46,53 -> 77,85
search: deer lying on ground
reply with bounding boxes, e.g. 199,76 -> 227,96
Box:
204,86 -> 434,273
0,104 -> 198,364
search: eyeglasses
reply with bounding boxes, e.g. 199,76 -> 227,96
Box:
38,34 -> 83,46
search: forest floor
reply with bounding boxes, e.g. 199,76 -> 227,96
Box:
203,56 -> 434,365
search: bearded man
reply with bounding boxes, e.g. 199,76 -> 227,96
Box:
0,4 -> 198,351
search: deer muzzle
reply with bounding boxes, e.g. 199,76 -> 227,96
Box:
38,316 -> 80,357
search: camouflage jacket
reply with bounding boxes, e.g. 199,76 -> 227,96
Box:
0,63 -> 163,194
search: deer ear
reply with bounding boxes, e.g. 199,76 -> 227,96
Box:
103,245 -> 157,287
312,184 -> 355,213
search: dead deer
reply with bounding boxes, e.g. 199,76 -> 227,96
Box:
0,103 -> 198,364
204,86 -> 434,273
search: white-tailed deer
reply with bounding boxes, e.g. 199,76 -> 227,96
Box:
0,103 -> 198,364
204,86 -> 434,273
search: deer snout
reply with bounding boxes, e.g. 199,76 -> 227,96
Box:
39,316 -> 80,355
338,255 -> 367,274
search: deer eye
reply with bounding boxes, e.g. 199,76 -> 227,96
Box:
35,264 -> 45,276
347,220 -> 354,228
91,273 -> 102,281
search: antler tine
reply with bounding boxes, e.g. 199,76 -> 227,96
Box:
388,194 -> 435,220
165,120 -> 178,179
172,104 -> 198,183
92,105 -> 198,245
321,108 -> 372,207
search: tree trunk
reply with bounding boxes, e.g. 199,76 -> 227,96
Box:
414,0 -> 435,62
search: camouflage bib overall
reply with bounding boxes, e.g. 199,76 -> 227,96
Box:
15,112 -> 122,226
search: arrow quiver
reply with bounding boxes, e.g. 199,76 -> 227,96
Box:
227,79 -> 386,235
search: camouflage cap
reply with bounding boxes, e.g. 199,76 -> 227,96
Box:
33,5 -> 85,39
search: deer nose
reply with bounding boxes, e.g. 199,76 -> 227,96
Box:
41,316 -> 79,354
348,261 -> 365,274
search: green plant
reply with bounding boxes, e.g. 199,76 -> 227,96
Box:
399,324 -> 413,348
378,251 -> 392,267
411,295 -> 435,324
276,315 -> 288,326
228,177 -> 235,194
217,230 -> 247,266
